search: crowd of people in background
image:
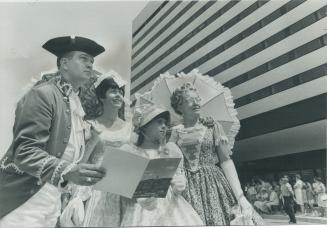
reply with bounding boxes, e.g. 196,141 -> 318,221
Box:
243,175 -> 327,221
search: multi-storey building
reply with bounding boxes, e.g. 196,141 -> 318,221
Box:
131,1 -> 327,182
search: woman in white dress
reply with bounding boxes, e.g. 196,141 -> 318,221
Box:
313,177 -> 327,216
60,71 -> 133,227
294,174 -> 304,213
119,95 -> 204,226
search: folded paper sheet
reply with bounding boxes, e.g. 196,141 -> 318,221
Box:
94,146 -> 181,198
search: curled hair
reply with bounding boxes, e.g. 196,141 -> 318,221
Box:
95,78 -> 125,120
170,89 -> 184,115
80,77 -> 125,120
170,83 -> 199,115
95,78 -> 125,99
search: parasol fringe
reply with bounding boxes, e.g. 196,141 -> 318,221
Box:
186,69 -> 241,152
220,87 -> 241,152
150,69 -> 241,152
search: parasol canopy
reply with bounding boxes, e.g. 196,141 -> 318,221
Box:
150,69 -> 240,149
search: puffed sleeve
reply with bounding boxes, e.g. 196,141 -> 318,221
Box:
213,121 -> 232,163
81,123 -> 102,164
165,142 -> 187,193
12,87 -> 71,187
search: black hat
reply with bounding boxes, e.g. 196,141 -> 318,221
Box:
42,36 -> 105,58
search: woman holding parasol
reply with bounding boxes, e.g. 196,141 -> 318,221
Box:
150,70 -> 264,225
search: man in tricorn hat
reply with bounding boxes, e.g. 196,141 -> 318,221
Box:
0,36 -> 107,227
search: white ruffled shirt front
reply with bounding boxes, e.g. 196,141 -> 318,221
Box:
61,91 -> 86,163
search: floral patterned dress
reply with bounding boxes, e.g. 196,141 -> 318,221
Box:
171,123 -> 264,225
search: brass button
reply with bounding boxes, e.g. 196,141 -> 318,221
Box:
37,180 -> 42,186
67,125 -> 71,129
66,109 -> 70,113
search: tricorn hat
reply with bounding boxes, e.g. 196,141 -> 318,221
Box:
42,35 -> 105,58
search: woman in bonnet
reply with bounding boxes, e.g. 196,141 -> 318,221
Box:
119,93 -> 203,226
60,70 -> 133,227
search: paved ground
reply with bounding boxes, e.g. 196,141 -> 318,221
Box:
264,218 -> 316,225
262,213 -> 327,225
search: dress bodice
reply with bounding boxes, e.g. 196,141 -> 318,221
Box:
171,124 -> 219,172
88,119 -> 133,165
91,119 -> 133,148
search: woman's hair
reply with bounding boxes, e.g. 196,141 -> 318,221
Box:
95,78 -> 125,120
170,88 -> 185,115
171,83 -> 201,115
135,112 -> 170,146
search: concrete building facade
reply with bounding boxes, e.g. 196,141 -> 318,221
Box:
131,0 -> 327,182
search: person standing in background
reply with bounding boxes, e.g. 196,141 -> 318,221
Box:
313,177 -> 327,217
305,182 -> 315,214
281,177 -> 297,224
294,174 -> 305,214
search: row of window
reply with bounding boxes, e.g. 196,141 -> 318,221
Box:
132,1 -> 169,39
132,1 -> 311,94
234,63 -> 327,108
131,0 -> 262,84
132,0 -> 215,64
183,0 -> 309,74
223,34 -> 327,92
132,1 -> 181,50
206,5 -> 326,78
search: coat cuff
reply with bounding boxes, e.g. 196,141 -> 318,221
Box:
58,162 -> 77,192
50,160 -> 70,187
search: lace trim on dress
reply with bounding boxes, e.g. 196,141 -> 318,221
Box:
174,123 -> 207,146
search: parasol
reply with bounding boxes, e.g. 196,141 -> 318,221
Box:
150,69 -> 240,149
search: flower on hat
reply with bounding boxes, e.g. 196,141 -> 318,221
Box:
132,92 -> 156,130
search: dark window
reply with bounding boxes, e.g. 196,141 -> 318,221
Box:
133,1 -> 182,51
232,63 -> 327,108
132,1 -> 169,38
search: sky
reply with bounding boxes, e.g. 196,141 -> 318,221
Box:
0,0 -> 147,156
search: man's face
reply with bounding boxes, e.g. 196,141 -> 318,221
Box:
64,51 -> 94,82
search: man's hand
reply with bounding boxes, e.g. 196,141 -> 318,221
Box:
63,163 -> 106,186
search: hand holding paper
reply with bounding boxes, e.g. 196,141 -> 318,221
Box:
94,145 -> 181,198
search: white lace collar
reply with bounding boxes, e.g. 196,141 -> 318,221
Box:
174,122 -> 206,134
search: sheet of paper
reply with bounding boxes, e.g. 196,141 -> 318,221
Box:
93,146 -> 149,198
94,146 -> 181,199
